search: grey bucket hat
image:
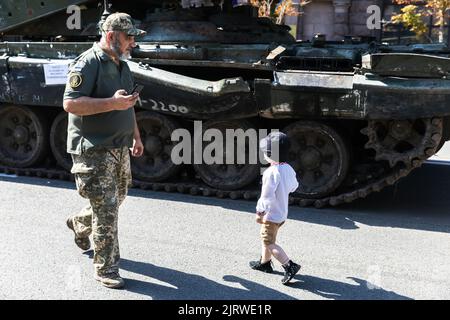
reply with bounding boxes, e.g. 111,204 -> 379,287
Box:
102,12 -> 146,37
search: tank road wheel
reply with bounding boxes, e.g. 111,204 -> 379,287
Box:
284,121 -> 350,198
50,111 -> 72,171
0,105 -> 48,167
193,120 -> 260,190
131,111 -> 180,181
362,118 -> 443,167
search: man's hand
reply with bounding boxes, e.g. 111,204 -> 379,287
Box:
256,211 -> 265,224
131,137 -> 144,157
113,89 -> 139,111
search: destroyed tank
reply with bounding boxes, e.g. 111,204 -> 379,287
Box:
1,0 -> 450,207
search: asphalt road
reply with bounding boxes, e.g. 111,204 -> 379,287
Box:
0,163 -> 449,300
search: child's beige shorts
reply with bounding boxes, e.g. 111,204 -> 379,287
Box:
260,220 -> 285,245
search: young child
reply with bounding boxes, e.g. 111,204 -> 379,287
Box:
250,131 -> 300,285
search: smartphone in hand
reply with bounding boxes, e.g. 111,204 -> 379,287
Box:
131,84 -> 144,95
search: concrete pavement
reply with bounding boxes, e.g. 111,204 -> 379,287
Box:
0,163 -> 449,300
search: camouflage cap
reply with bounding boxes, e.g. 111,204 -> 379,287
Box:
102,12 -> 146,37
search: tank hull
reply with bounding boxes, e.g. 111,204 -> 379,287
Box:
1,1 -> 450,207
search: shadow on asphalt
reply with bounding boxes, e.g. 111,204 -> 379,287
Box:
222,274 -> 411,300
290,275 -> 412,300
2,163 -> 450,234
82,252 -> 410,300
305,163 -> 450,233
82,251 -> 294,299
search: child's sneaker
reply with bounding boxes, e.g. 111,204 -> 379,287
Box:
281,260 -> 301,284
249,259 -> 273,273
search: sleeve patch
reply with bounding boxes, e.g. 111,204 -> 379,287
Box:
69,72 -> 83,88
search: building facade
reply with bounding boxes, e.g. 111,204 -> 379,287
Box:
294,0 -> 385,41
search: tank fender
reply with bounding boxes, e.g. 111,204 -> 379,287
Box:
128,61 -> 258,120
6,56 -> 70,107
354,74 -> 450,120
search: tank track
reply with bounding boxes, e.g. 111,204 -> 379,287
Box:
0,118 -> 443,208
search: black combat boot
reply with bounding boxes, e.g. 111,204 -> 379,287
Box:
249,259 -> 274,273
281,260 -> 301,285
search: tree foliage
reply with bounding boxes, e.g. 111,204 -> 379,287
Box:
249,0 -> 309,24
392,0 -> 450,42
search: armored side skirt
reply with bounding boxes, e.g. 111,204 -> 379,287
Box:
2,56 -> 450,122
256,71 -> 450,120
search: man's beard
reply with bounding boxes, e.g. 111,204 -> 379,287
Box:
110,36 -> 131,60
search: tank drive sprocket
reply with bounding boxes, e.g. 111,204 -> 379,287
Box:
361,118 -> 443,167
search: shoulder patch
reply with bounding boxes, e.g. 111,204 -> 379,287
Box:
71,60 -> 86,72
69,72 -> 83,88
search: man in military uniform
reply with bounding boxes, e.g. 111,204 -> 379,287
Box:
63,12 -> 146,289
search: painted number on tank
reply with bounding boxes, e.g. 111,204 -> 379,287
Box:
148,99 -> 188,114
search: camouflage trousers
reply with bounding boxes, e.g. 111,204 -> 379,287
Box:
70,147 -> 132,276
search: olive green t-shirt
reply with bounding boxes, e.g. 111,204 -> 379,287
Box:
64,42 -> 135,155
